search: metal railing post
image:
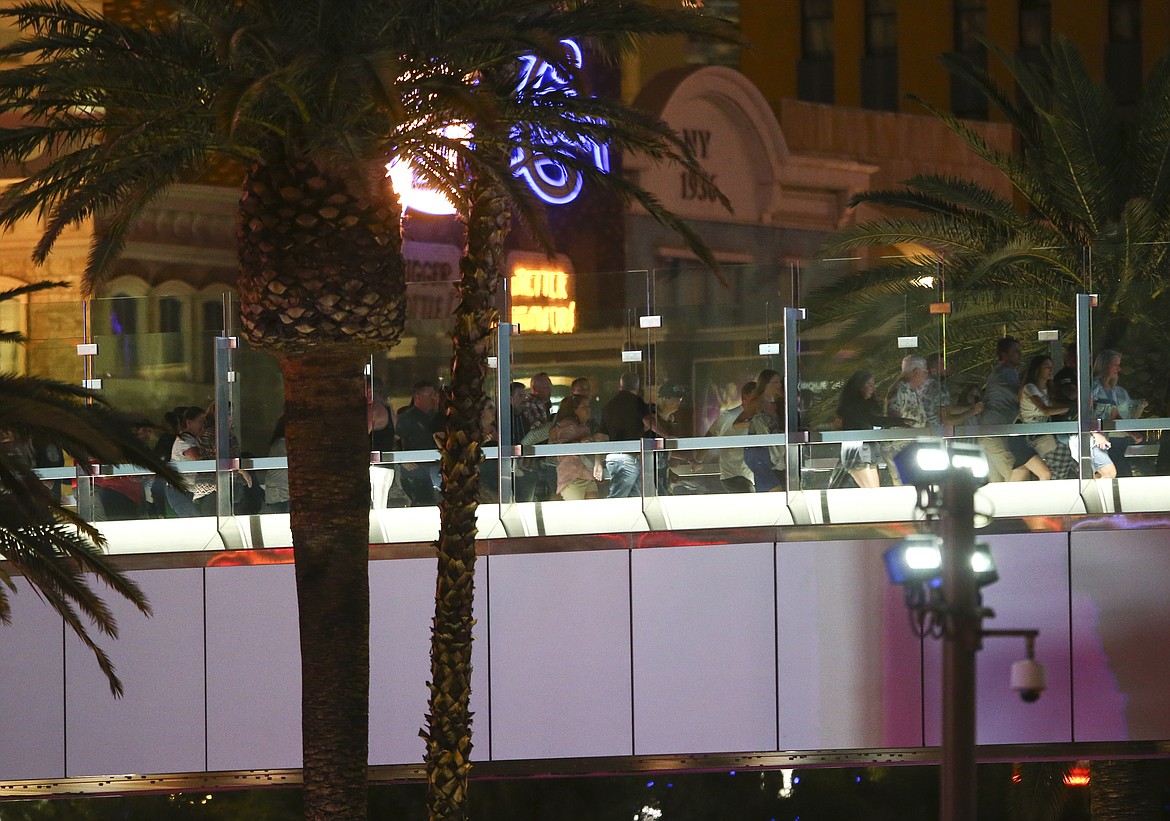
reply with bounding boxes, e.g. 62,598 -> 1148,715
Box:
496,322 -> 516,507
1075,294 -> 1095,481
783,307 -> 805,491
214,335 -> 237,520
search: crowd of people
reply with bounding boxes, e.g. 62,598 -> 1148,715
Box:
828,338 -> 1150,488
14,339 -> 1156,519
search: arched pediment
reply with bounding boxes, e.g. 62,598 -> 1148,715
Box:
631,66 -> 789,224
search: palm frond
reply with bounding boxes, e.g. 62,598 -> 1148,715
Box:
0,283 -> 178,695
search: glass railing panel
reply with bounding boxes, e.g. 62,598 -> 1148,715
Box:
84,293 -> 220,517
924,279 -> 1082,519
23,296 -> 84,381
230,336 -> 286,517
794,253 -> 1084,518
88,294 -> 221,417
1083,240 -> 1170,494
795,255 -> 933,495
648,261 -> 793,523
505,267 -> 650,530
17,298 -> 87,506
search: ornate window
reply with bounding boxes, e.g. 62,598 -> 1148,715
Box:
952,0 -> 988,119
685,0 -> 741,67
862,0 -> 898,111
798,0 -> 834,103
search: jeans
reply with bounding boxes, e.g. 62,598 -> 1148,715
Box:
605,453 -> 640,498
166,485 -> 200,517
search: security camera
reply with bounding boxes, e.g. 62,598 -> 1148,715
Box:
1010,658 -> 1047,703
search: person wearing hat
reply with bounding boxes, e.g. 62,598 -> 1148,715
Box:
650,384 -> 687,494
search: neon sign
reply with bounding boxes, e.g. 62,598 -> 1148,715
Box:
510,40 -> 610,205
510,265 -> 576,334
388,40 -> 609,214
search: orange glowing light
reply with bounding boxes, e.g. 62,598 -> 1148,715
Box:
1064,762 -> 1091,787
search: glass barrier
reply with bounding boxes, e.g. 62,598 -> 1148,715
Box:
647,261 -> 794,524
793,254 -> 1088,509
505,267 -> 650,531
17,247 -> 1170,551
1085,241 -> 1170,485
19,298 -> 86,508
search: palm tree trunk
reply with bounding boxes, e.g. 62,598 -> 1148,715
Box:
281,349 -> 372,821
424,164 -> 510,821
238,155 -> 405,821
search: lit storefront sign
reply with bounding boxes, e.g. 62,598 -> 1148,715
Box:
509,259 -> 576,334
388,40 -> 609,215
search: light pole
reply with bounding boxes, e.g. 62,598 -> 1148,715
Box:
885,440 -> 1044,821
938,467 -> 979,821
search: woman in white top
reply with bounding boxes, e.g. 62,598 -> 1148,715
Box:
1018,354 -> 1068,460
166,406 -> 211,517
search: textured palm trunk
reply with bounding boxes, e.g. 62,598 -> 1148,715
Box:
282,350 -> 372,821
237,156 -> 406,821
424,162 -> 511,821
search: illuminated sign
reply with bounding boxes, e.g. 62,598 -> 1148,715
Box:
510,40 -> 610,205
510,263 -> 576,334
388,40 -> 609,214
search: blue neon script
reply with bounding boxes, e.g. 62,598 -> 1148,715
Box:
511,40 -> 610,205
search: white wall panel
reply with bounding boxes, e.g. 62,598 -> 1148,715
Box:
0,578 -> 65,780
369,556 -> 490,766
205,563 -> 301,771
488,550 -> 632,760
777,539 -> 906,750
631,542 -> 776,755
881,581 -> 925,747
65,567 -> 206,777
924,532 -> 1072,746
1071,530 -> 1170,741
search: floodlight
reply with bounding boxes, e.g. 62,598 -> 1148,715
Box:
893,439 -> 990,488
884,535 -> 998,588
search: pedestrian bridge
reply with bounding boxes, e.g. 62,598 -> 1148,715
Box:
4,444 -> 1170,798
5,280 -> 1170,796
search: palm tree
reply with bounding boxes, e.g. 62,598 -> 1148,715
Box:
417,9 -> 737,818
0,280 -> 180,697
0,3 -> 466,817
0,2 -> 733,819
806,35 -> 1170,408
